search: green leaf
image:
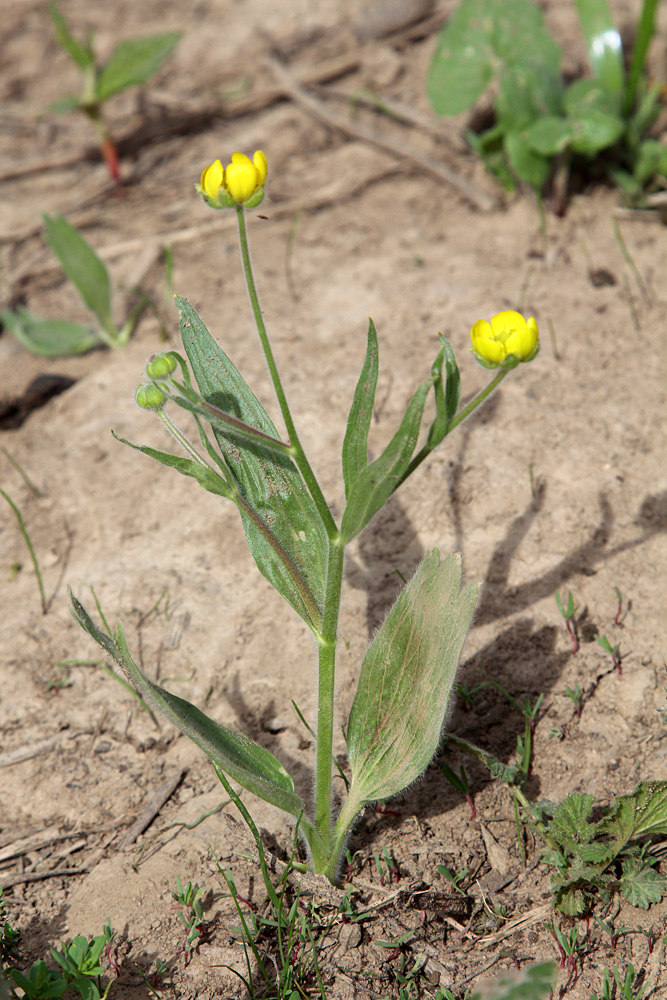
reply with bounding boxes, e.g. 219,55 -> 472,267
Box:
569,111 -> 624,155
619,857 -> 667,908
525,117 -> 575,156
624,0 -> 659,115
340,376 -> 431,543
427,0 -> 560,117
504,131 -> 552,191
573,0 -> 624,109
42,215 -> 114,333
345,551 -> 478,811
49,2 -> 94,71
176,296 -> 327,631
111,432 -> 233,499
596,781 -> 667,861
547,793 -> 596,846
342,319 -> 379,499
69,592 -> 308,821
444,734 -> 521,785
46,95 -> 81,115
497,62 -> 563,131
1,307 -> 101,356
425,335 -> 460,451
96,33 -> 181,101
470,962 -> 555,1000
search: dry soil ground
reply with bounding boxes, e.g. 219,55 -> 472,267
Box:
1,1 -> 667,999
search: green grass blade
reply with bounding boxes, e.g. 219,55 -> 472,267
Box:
1,488 -> 46,614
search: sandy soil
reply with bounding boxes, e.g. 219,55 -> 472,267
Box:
1,1 -> 666,998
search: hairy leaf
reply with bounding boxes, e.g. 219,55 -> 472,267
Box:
69,592 -> 307,821
342,319 -> 378,499
619,857 -> 667,909
176,296 -> 327,631
344,551 -> 478,813
340,377 -> 431,543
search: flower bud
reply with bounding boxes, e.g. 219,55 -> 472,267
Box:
135,382 -> 167,410
470,311 -> 539,369
145,352 -> 177,379
197,150 -> 267,209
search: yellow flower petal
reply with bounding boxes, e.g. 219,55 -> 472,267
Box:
253,150 -> 268,185
200,159 -> 223,201
225,160 -> 258,203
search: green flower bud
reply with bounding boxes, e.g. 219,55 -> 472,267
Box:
135,382 -> 167,410
145,352 -> 177,379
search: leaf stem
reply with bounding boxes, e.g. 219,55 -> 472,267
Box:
235,207 -> 337,539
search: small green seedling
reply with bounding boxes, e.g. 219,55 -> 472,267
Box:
555,589 -> 580,653
455,680 -> 489,710
595,633 -> 622,675
565,682 -> 583,718
2,215 -> 148,356
169,879 -> 205,965
0,890 -> 19,968
613,586 -> 626,625
48,3 -> 180,184
427,0 -> 665,208
373,846 -> 400,886
546,922 -> 587,976
595,916 -> 630,953
442,760 -> 476,820
591,964 -> 651,1000
436,863 -> 469,897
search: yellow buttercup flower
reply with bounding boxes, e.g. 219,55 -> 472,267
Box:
470,310 -> 539,368
198,150 -> 267,209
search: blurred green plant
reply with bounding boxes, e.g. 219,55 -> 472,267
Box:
2,215 -> 149,355
427,0 -> 665,208
48,3 -> 180,183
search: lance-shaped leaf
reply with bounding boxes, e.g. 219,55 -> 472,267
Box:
177,296 -> 327,632
1,307 -> 101,356
340,377 -> 431,543
111,432 -> 233,499
96,33 -> 182,102
340,551 -> 478,828
69,592 -> 310,825
573,0 -> 624,110
342,319 -> 378,499
426,335 -> 461,451
43,215 -> 114,335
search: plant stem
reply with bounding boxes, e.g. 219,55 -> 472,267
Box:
399,367 -> 508,487
446,367 -> 508,434
235,207 -> 337,540
314,537 -> 345,866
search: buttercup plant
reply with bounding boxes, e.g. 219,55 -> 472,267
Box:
70,149 -> 539,883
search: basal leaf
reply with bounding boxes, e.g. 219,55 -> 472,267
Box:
525,117 -> 575,156
96,33 -> 182,101
42,215 -> 113,332
505,131 -> 552,190
176,296 -> 327,631
342,319 -> 378,499
69,593 -> 307,821
340,377 -> 431,543
1,307 -> 100,356
342,551 -> 478,821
